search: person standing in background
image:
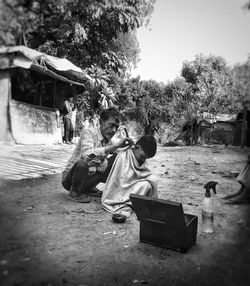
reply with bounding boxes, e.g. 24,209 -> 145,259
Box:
63,95 -> 75,144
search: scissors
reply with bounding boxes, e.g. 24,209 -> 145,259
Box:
123,128 -> 134,147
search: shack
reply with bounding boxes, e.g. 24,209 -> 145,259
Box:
200,113 -> 237,145
0,46 -> 94,144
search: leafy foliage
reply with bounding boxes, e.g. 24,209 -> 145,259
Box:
164,77 -> 195,125
116,54 -> 249,135
231,58 -> 250,109
0,0 -> 30,46
0,0 -> 154,74
133,80 -> 164,134
181,54 -> 235,115
1,1 -> 249,137
0,0 -> 155,110
116,77 -> 167,134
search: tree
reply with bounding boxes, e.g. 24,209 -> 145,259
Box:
110,31 -> 141,73
116,76 -> 143,117
181,54 -> 235,115
231,58 -> 250,147
135,80 -> 166,134
0,0 -> 155,110
164,77 -> 195,127
0,0 -> 154,75
231,58 -> 250,107
116,77 -> 167,135
0,0 -> 29,46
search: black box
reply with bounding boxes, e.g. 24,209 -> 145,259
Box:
130,194 -> 198,253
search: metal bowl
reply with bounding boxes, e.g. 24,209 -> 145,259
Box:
112,213 -> 127,223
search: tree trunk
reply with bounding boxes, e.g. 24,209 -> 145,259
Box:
144,125 -> 154,136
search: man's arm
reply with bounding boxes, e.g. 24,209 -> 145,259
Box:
79,129 -> 133,158
103,137 -> 133,154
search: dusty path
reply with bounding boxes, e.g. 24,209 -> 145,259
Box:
0,143 -> 74,181
0,145 -> 250,286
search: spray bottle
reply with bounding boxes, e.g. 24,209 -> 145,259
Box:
202,181 -> 218,233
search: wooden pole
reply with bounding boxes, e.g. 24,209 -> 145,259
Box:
53,80 -> 57,108
240,106 -> 247,148
190,120 -> 194,145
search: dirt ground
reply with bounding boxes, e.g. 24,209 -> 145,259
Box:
0,145 -> 250,286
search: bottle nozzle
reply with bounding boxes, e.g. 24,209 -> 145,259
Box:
204,181 -> 218,195
205,190 -> 211,198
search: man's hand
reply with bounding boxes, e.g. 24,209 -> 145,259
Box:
104,137 -> 134,155
116,137 -> 134,148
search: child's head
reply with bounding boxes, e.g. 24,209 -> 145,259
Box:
133,135 -> 157,164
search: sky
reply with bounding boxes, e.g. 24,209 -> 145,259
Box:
131,0 -> 250,83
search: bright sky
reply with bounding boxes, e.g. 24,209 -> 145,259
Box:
131,0 -> 250,83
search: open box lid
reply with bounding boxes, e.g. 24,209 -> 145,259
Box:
130,194 -> 187,228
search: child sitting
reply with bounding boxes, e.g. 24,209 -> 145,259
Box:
101,135 -> 158,216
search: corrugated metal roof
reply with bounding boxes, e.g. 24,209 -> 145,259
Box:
202,112 -> 237,123
0,45 -> 94,88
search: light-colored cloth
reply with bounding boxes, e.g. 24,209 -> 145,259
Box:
237,163 -> 250,189
93,116 -> 100,128
101,148 -> 158,216
71,109 -> 76,130
62,127 -> 111,182
82,119 -> 90,129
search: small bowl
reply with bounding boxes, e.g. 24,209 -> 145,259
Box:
112,213 -> 127,223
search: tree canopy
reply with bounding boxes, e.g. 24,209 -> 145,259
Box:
231,58 -> 250,107
1,1 -> 249,137
0,0 -> 154,77
0,0 -> 155,110
117,54 -> 249,134
181,54 -> 235,115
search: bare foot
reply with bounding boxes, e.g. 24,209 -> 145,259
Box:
67,194 -> 91,203
69,189 -> 78,198
225,196 -> 250,205
225,188 -> 250,204
223,186 -> 243,200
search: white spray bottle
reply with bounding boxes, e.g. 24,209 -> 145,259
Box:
202,181 -> 218,233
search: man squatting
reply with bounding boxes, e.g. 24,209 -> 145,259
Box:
61,108 -> 157,203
